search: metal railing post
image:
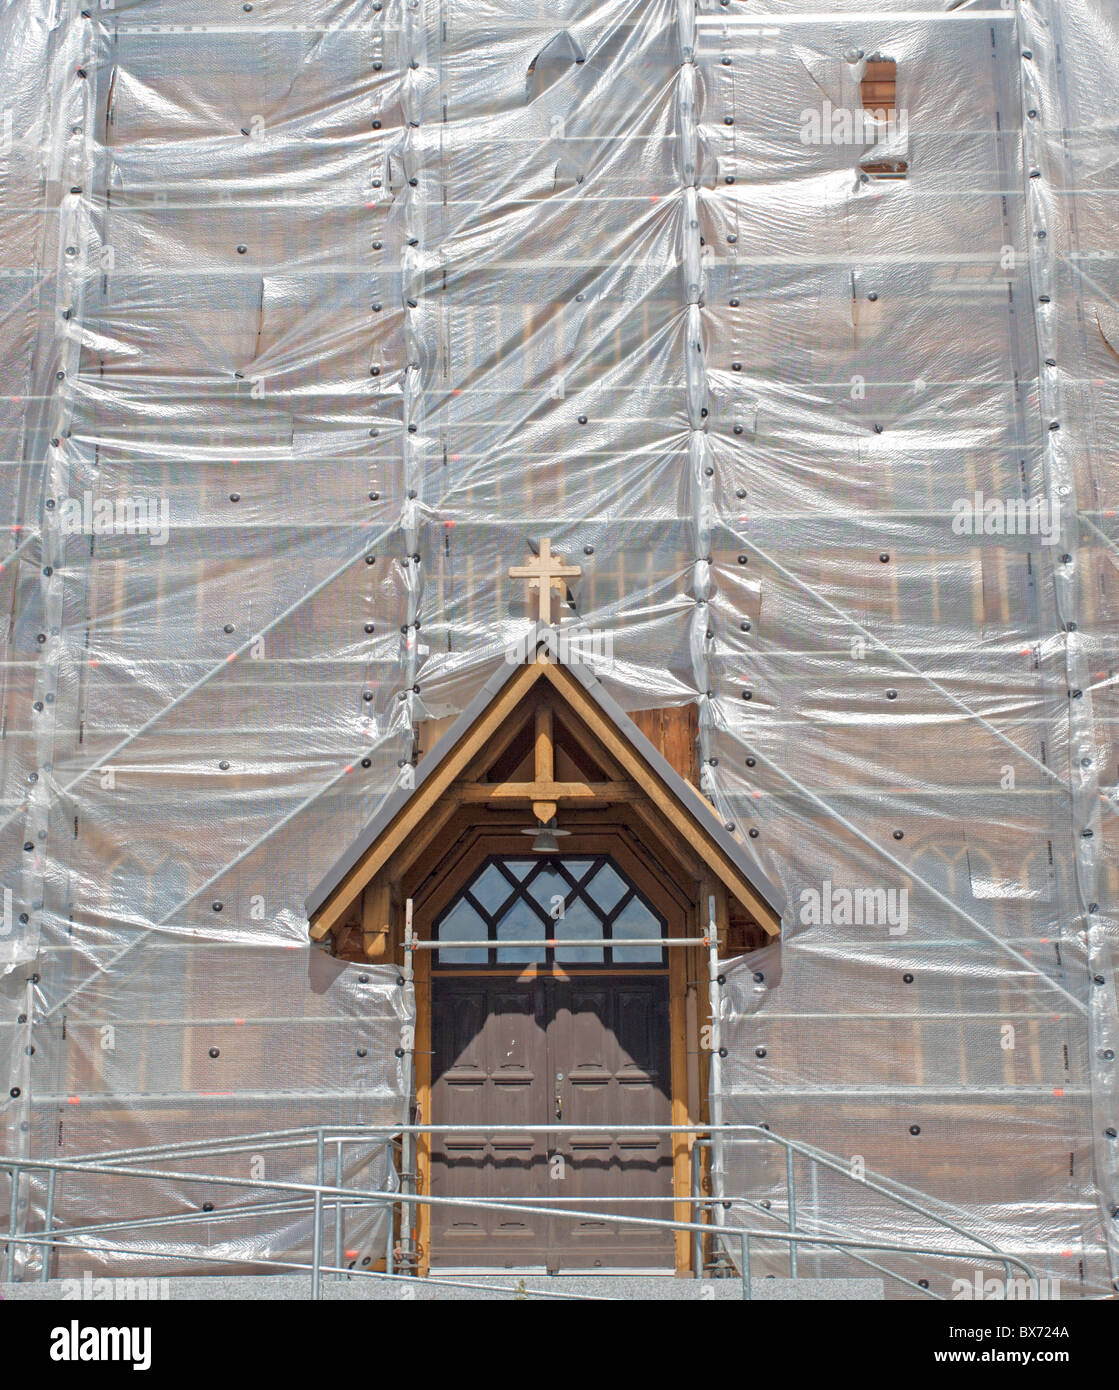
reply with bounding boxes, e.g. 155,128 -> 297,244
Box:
333,1140 -> 344,1281
5,1166 -> 19,1283
385,1183 -> 395,1276
786,1146 -> 798,1278
706,898 -> 728,1269
311,1130 -> 324,1300
40,1170 -> 56,1283
401,899 -> 417,1274
690,1139 -> 704,1278
740,1232 -> 751,1301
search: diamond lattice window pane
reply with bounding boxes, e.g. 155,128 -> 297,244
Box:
584,862 -> 628,913
437,898 -> 488,964
610,896 -> 662,963
469,861 -> 519,914
526,865 -> 573,916
554,897 -> 605,964
495,898 -> 547,964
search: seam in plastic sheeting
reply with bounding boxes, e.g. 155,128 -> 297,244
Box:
1016,0 -> 1119,1282
676,2 -> 717,784
3,0 -> 89,1244
9,4 -> 87,980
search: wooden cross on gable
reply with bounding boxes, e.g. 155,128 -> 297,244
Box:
508,538 -> 581,623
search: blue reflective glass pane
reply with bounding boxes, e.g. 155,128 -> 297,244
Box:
584,862 -> 627,913
437,898 -> 488,964
610,896 -> 662,963
526,866 -> 573,916
469,862 -> 518,914
495,898 -> 547,964
554,897 -> 605,964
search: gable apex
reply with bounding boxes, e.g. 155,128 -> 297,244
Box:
306,626 -> 784,938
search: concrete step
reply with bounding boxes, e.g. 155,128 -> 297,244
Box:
3,1273 -> 884,1301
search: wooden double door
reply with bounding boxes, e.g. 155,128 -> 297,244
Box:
429,971 -> 673,1271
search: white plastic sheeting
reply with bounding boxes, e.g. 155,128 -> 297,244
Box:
0,0 -> 1115,1293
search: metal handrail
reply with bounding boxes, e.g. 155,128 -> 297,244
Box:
687,1126 -> 1020,1290
690,1138 -> 966,1301
40,1117 -> 1026,1273
1,1148 -> 1042,1302
0,1231 -> 606,1301
3,1119 -> 1037,1301
61,1117 -> 1013,1265
90,1125 -> 396,1166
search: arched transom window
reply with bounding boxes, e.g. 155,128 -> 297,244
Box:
434,855 -> 666,966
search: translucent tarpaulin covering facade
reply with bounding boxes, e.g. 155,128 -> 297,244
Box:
0,0 -> 1116,1294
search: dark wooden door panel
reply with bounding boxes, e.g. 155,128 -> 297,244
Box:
430,973 -> 673,1271
551,978 -> 673,1269
429,978 -> 549,1265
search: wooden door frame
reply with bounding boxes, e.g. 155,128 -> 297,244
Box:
406,827 -> 705,1276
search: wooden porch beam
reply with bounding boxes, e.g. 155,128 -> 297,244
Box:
362,877 -> 392,961
453,780 -> 638,803
388,794 -> 468,881
533,702 -> 555,822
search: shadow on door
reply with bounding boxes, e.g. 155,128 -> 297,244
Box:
429,972 -> 673,1272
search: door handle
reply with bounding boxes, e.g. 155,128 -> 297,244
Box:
554,1072 -> 563,1121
